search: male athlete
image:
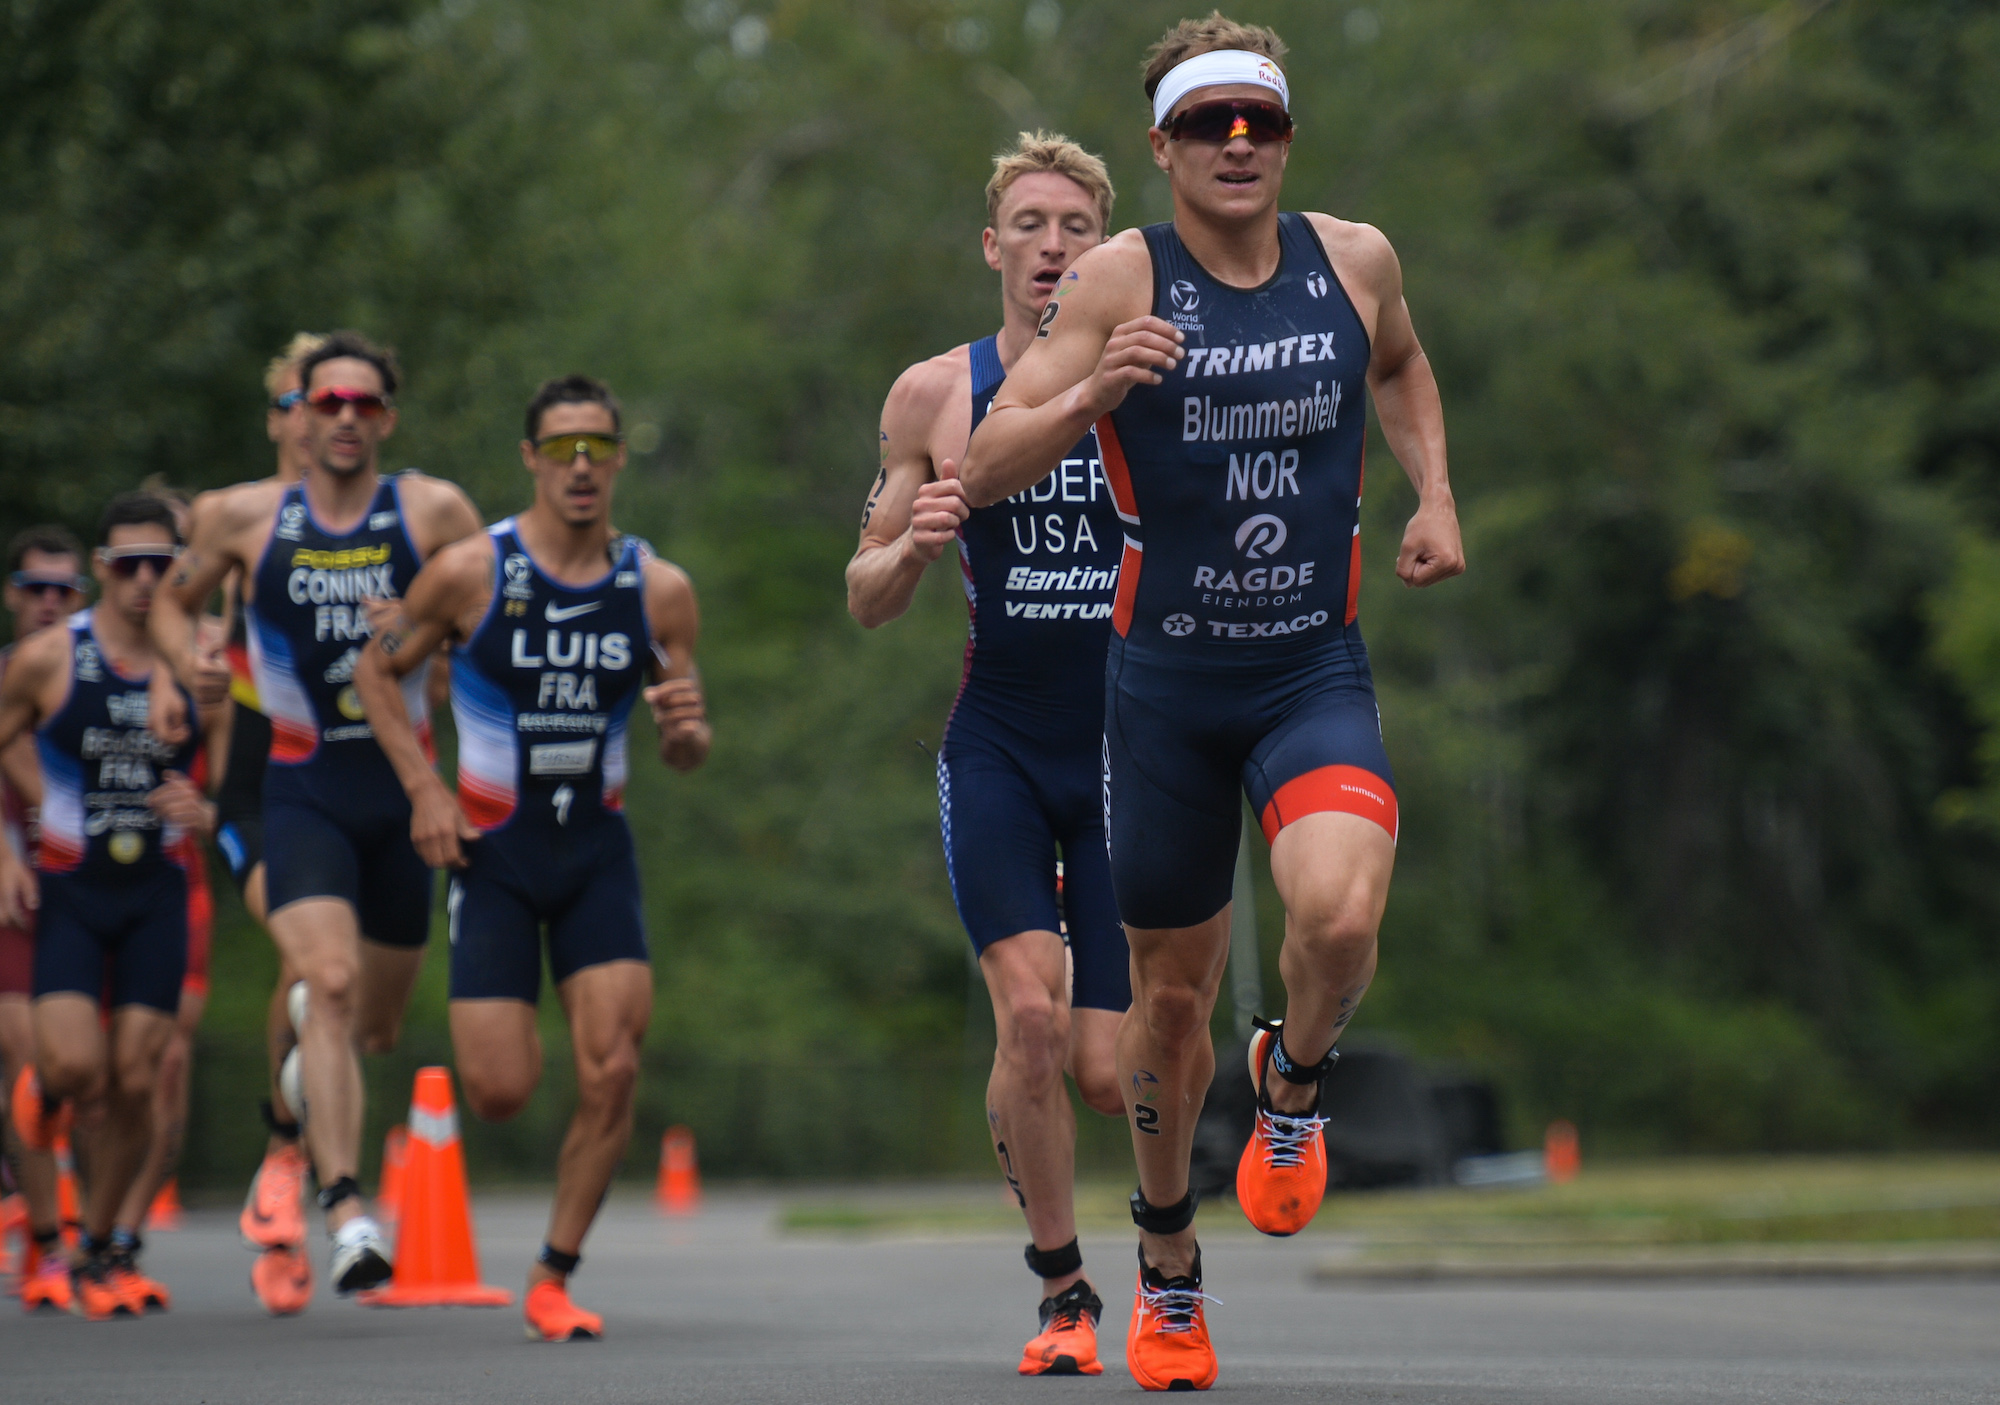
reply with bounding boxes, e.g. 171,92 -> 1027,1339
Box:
0,494 -> 208,1318
0,525 -> 88,1310
963,16 -> 1464,1391
150,331 -> 482,1293
847,133 -> 1131,1375
354,374 -> 710,1341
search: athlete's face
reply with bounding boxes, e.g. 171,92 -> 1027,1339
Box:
94,523 -> 177,626
523,401 -> 624,529
302,356 -> 397,479
982,173 -> 1105,328
266,367 -> 314,483
5,548 -> 84,639
1150,82 -> 1290,225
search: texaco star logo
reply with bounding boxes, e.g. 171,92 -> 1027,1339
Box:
1162,613 -> 1196,637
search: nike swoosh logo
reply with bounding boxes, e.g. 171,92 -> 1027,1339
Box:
544,601 -> 602,622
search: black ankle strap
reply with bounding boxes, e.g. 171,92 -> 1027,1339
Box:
1129,1186 -> 1198,1235
1024,1237 -> 1082,1280
538,1243 -> 581,1276
1257,1016 -> 1340,1085
261,1099 -> 302,1140
316,1175 -> 360,1211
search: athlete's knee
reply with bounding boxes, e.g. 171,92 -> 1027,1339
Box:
997,991 -> 1068,1087
1071,1057 -> 1124,1117
1286,905 -> 1378,977
304,959 -> 360,1026
40,1049 -> 106,1104
110,1048 -> 160,1104
460,1066 -> 535,1123
575,1039 -> 640,1114
1137,981 -> 1211,1050
357,1021 -> 402,1057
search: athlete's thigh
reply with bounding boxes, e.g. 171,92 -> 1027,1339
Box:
938,730 -> 1065,952
106,867 -> 189,1017
265,897 -> 363,994
1103,648 -> 1245,932
263,793 -> 362,923
1242,672 -> 1397,848
106,1004 -> 175,1095
554,959 -> 652,1075
355,821 -> 434,951
31,992 -> 106,1087
446,852 -> 545,1005
978,928 -> 1069,1037
545,825 -> 648,988
0,993 -> 32,1076
1067,1006 -> 1124,1113
448,998 -> 543,1113
1049,792 -> 1129,1014
355,938 -> 425,1049
30,876 -> 110,1005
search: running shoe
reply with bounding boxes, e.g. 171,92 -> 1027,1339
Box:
523,1279 -> 603,1342
104,1249 -> 170,1313
1017,1279 -> 1104,1376
240,1142 -> 310,1250
251,1244 -> 313,1316
1126,1246 -> 1218,1392
21,1251 -> 72,1313
9,1066 -> 68,1151
328,1216 -> 392,1295
1235,1020 -> 1331,1237
69,1257 -> 135,1320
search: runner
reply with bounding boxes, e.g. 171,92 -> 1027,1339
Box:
0,525 -> 88,1312
353,374 -> 710,1340
845,134 -> 1130,1376
961,16 -> 1464,1390
0,493 -> 211,1319
149,331 -> 482,1294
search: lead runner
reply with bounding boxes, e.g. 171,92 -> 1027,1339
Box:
962,15 -> 1464,1391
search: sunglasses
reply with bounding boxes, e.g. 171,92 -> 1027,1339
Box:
535,432 -> 624,464
307,386 -> 392,418
9,572 -> 84,598
270,389 -> 305,411
98,546 -> 181,579
1165,99 -> 1295,145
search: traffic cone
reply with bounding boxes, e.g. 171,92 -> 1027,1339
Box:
1544,1119 -> 1580,1184
145,1177 -> 184,1231
359,1068 -> 511,1307
377,1125 -> 409,1228
656,1126 -> 700,1216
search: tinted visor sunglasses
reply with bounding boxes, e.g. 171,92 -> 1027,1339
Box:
307,386 -> 392,418
9,572 -> 85,598
1164,99 -> 1295,144
534,432 -> 624,464
97,546 -> 181,579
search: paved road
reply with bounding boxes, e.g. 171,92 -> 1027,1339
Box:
5,1191 -> 1997,1403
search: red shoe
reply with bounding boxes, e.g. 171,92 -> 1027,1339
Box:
1126,1246 -> 1218,1392
251,1244 -> 313,1316
69,1258 -> 135,1320
524,1278 -> 603,1341
21,1251 -> 72,1313
10,1066 -> 69,1152
1017,1280 -> 1105,1376
104,1252 -> 170,1313
240,1143 -> 310,1250
1235,1020 -> 1331,1237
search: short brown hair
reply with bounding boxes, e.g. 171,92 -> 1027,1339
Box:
1142,12 -> 1288,103
985,131 -> 1114,234
263,331 -> 328,398
7,525 -> 83,576
298,329 -> 401,399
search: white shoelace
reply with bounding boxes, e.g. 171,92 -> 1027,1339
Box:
1136,1279 -> 1223,1334
1257,1105 -> 1329,1168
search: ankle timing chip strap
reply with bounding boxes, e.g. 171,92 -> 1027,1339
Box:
1129,1186 -> 1199,1235
261,1099 -> 302,1139
538,1244 -> 581,1275
1259,1016 -> 1341,1085
1023,1237 -> 1083,1280
316,1175 -> 361,1212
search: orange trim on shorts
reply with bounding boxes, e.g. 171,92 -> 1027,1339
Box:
1258,764 -> 1397,844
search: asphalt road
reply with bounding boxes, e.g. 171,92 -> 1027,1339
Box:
4,1191 -> 1997,1403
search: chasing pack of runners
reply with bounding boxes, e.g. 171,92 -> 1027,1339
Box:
2,12 -> 1459,1389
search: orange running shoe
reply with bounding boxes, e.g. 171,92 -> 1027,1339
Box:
104,1250 -> 170,1313
1018,1280 -> 1105,1376
251,1244 -> 313,1316
524,1278 -> 603,1341
9,1066 -> 69,1152
239,1142 -> 309,1250
21,1250 -> 72,1313
1234,1020 -> 1331,1237
1126,1246 -> 1218,1392
68,1257 -> 135,1320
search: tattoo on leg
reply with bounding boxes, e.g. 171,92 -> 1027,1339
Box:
996,1139 -> 1025,1208
1131,1069 -> 1161,1135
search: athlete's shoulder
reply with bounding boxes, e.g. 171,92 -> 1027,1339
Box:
885,344 -> 971,425
1301,214 -> 1400,294
415,528 -> 498,595
192,478 -> 285,537
393,470 -> 482,550
5,618 -> 73,681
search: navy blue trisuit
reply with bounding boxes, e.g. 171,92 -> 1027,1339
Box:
936,333 -> 1129,1012
1097,214 -> 1399,931
248,477 -> 436,946
32,614 -> 198,1014
444,522 -> 651,1003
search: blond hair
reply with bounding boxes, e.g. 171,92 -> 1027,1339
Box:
1142,12 -> 1288,102
263,331 -> 328,398
985,131 -> 1115,234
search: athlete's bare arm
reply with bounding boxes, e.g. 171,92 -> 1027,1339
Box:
354,534 -> 495,870
641,558 -> 711,772
960,234 -> 1180,508
845,353 -> 972,629
1306,214 -> 1464,589
1,734 -> 40,812
0,628 -> 68,925
149,481 -> 284,741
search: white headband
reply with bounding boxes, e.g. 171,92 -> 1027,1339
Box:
1151,49 -> 1290,127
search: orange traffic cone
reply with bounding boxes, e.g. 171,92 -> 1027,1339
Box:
377,1124 -> 409,1228
146,1177 -> 184,1231
359,1068 -> 511,1307
656,1126 -> 700,1216
1544,1119 -> 1580,1184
